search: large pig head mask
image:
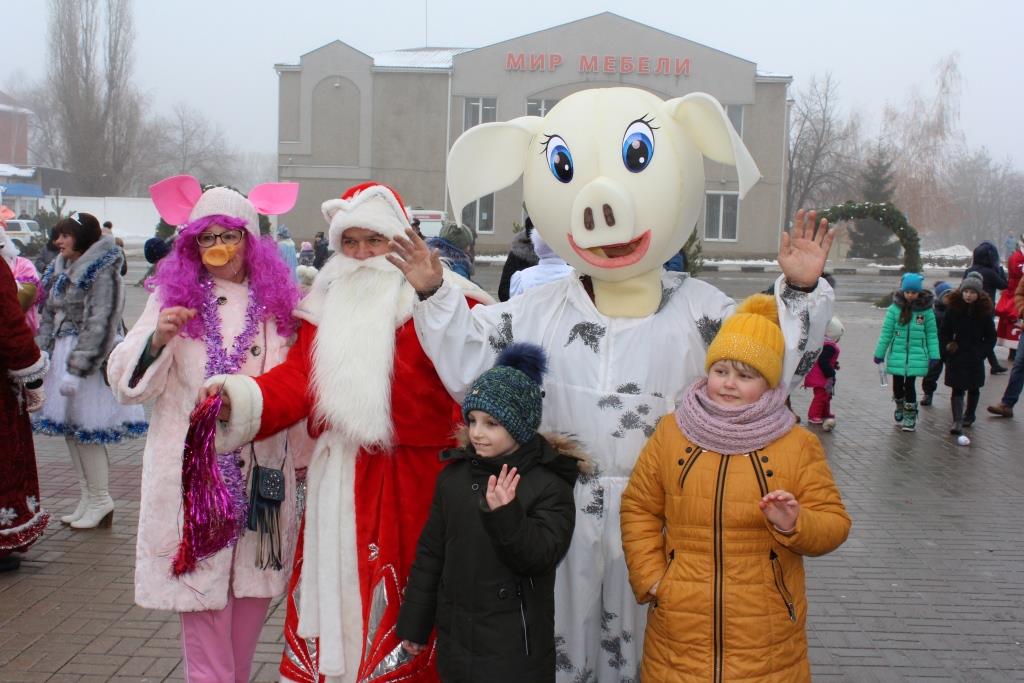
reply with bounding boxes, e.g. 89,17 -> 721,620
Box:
448,87 -> 761,315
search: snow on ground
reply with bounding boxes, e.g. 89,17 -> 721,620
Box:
921,245 -> 972,258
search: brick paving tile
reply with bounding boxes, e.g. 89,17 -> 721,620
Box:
4,275 -> 1024,681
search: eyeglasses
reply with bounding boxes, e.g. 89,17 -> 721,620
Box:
196,229 -> 245,248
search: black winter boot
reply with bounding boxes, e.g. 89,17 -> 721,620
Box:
963,392 -> 979,428
950,395 -> 964,435
920,393 -> 933,407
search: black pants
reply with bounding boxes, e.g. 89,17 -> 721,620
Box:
988,348 -> 1002,370
892,375 -> 917,403
922,361 -> 943,396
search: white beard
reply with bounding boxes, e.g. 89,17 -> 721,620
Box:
309,255 -> 412,448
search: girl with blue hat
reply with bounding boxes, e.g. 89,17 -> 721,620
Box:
873,273 -> 941,431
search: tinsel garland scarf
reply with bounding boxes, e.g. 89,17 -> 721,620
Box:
172,393 -> 248,576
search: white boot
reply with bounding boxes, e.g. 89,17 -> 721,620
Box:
60,438 -> 89,525
71,443 -> 114,529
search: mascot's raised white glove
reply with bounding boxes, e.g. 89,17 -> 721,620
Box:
59,374 -> 82,397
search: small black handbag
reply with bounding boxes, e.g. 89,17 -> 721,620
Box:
247,444 -> 286,570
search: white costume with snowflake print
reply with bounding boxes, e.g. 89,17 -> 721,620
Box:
414,270 -> 832,681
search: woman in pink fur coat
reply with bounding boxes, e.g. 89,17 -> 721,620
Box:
106,177 -> 310,683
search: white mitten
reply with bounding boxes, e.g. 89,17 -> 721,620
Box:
59,374 -> 82,397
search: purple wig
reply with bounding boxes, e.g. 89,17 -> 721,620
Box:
146,214 -> 299,339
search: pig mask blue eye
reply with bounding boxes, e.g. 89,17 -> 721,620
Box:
543,135 -> 574,183
622,119 -> 656,173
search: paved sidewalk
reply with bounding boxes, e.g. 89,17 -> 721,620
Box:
3,271 -> 1024,681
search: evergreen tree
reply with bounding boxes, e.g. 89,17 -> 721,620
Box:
849,148 -> 901,258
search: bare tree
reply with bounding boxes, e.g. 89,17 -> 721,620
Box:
159,103 -> 235,181
881,53 -> 965,244
45,0 -> 143,195
945,148 -> 1024,247
785,73 -> 863,221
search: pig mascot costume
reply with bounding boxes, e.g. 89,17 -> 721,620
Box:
389,87 -> 835,681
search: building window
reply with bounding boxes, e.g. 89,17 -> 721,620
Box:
463,97 -> 497,233
726,104 -> 743,136
526,98 -> 559,117
704,192 -> 739,241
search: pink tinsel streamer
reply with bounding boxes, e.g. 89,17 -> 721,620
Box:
172,394 -> 247,576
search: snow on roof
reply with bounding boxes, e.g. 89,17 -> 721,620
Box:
0,164 -> 35,178
371,47 -> 472,70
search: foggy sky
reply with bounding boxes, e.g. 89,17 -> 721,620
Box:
3,0 -> 1021,166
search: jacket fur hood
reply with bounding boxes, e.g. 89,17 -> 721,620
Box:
508,227 -> 538,262
946,289 -> 994,317
452,425 -> 592,480
893,288 -> 934,310
972,241 -> 1000,269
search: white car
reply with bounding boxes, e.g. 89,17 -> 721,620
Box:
3,219 -> 44,250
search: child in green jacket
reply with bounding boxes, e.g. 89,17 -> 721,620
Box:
874,272 -> 941,431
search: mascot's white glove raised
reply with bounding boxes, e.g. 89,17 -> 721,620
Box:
59,374 -> 82,397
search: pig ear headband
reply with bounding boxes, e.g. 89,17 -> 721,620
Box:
150,175 -> 300,225
248,182 -> 299,215
149,175 -> 203,225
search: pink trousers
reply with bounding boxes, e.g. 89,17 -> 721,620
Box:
807,386 -> 834,422
180,594 -> 272,683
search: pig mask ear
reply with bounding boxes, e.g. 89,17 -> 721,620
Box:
149,175 -> 203,225
249,182 -> 299,215
446,117 -> 544,220
665,93 -> 762,197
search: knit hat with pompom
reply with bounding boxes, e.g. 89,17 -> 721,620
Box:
705,294 -> 784,387
462,343 -> 548,444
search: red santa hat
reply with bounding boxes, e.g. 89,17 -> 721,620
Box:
321,182 -> 411,252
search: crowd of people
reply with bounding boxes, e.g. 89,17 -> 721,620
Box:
2,169 -> 1022,683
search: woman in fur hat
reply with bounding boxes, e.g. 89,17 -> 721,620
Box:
940,273 -> 996,437
33,212 -> 147,529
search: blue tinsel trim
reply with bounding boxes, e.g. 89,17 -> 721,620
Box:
40,261 -> 55,290
76,247 -> 121,291
32,417 -> 148,444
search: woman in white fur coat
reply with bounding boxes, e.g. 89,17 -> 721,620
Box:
106,176 -> 309,683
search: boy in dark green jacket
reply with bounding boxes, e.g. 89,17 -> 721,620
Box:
397,343 -> 585,683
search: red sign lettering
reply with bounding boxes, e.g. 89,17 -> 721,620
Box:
503,52 -> 691,77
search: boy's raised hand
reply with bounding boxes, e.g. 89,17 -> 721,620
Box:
401,640 -> 425,656
758,489 -> 800,533
485,464 -> 520,511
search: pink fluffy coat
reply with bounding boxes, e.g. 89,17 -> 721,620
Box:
107,279 -> 311,612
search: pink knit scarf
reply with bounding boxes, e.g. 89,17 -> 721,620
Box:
674,378 -> 795,455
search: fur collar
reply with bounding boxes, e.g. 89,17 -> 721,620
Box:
892,289 -> 934,311
42,236 -> 122,294
452,425 -> 592,477
508,228 -> 538,262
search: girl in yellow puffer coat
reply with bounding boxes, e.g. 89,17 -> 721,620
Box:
621,295 -> 851,683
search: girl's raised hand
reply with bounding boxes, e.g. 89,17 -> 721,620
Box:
758,489 -> 800,533
485,464 -> 520,511
401,640 -> 425,655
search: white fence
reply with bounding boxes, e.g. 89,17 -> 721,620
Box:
48,196 -> 161,247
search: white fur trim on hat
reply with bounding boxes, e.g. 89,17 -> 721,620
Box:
190,187 -> 261,236
322,185 -> 411,252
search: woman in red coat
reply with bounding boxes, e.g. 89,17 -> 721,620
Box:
996,237 -> 1024,360
0,258 -> 50,572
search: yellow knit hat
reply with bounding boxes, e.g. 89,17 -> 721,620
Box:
705,294 -> 784,387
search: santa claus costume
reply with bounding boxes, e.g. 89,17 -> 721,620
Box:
211,182 -> 491,683
996,238 -> 1024,354
0,258 -> 49,570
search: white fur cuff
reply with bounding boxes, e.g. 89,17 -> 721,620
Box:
206,374 -> 263,452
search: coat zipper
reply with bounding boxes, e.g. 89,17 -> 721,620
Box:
517,580 -> 530,656
769,549 -> 797,622
678,447 -> 704,490
713,455 -> 729,683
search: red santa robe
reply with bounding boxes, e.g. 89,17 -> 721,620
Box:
0,258 -> 49,554
211,254 -> 489,682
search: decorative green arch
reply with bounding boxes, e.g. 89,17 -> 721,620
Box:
819,201 -> 922,274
